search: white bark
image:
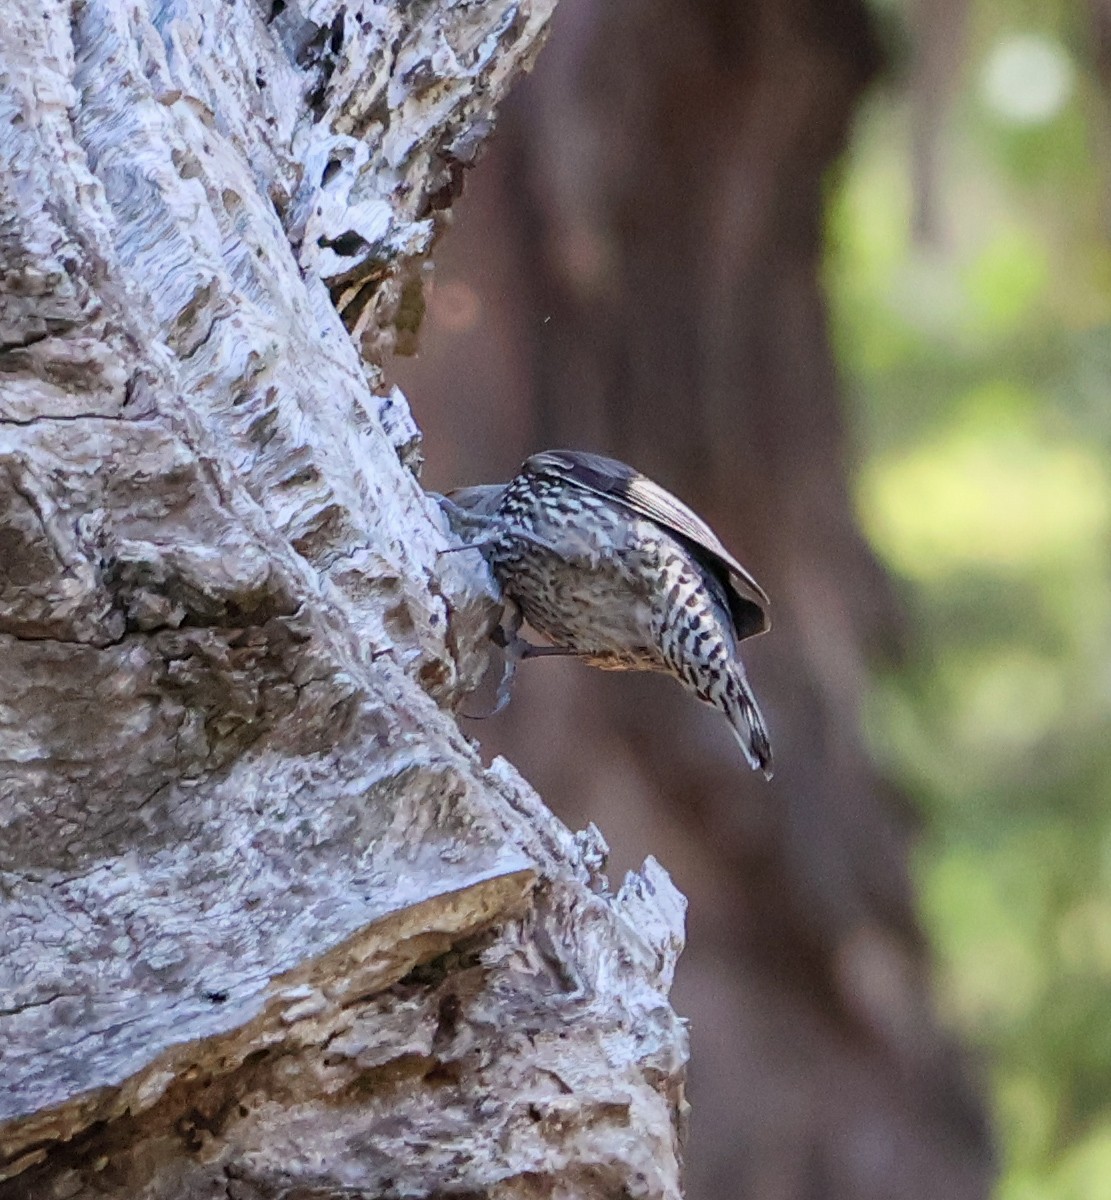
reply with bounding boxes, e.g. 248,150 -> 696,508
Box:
0,1 -> 688,1196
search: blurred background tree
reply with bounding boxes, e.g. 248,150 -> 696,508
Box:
393,0 -> 1111,1197
836,3 -> 1111,1198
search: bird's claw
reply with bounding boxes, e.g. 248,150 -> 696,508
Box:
488,651 -> 518,717
461,619 -> 584,720
458,608 -> 524,720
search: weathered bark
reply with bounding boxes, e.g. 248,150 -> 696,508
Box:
395,0 -> 995,1197
0,2 -> 689,1197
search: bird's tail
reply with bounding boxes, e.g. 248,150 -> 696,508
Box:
724,663 -> 773,779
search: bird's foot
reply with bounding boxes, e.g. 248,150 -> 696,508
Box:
461,625 -> 586,719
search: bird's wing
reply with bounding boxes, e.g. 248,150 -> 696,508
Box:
527,450 -> 770,640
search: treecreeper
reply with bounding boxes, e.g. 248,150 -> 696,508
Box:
442,449 -> 774,777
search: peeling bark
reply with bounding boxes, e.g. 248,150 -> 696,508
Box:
0,2 -> 689,1196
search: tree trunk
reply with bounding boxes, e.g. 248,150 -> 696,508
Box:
0,2 -> 689,1197
395,1 -> 995,1197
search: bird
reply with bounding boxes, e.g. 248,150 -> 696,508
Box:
442,449 -> 773,777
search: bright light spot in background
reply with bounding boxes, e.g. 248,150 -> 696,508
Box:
857,386 -> 1111,579
981,34 -> 1075,125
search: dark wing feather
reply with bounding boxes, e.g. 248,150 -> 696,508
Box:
527,450 -> 770,640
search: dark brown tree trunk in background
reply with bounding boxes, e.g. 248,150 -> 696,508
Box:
394,0 -> 995,1197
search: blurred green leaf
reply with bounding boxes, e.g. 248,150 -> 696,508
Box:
830,1 -> 1111,1195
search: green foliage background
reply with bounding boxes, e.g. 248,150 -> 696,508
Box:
830,3 -> 1111,1196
